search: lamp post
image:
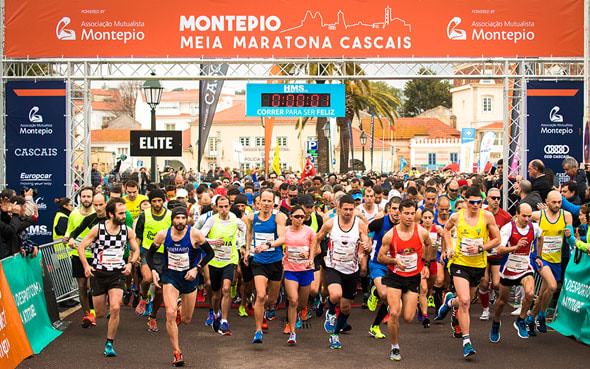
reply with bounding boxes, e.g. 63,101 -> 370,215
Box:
142,72 -> 163,183
360,130 -> 367,173
323,121 -> 330,173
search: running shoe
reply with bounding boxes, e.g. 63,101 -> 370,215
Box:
144,299 -> 153,317
295,314 -> 302,329
369,325 -> 386,339
463,343 -> 476,359
427,295 -> 435,308
81,312 -> 96,328
416,308 -> 423,322
172,350 -> 184,367
479,307 -> 490,321
122,289 -> 131,306
489,321 -> 501,343
324,311 -> 336,334
422,317 -> 431,329
367,286 -> 379,312
287,332 -> 297,346
283,323 -> 291,334
341,323 -> 353,333
316,298 -> 325,317
329,334 -> 342,350
252,330 -> 263,344
205,310 -> 215,326
451,310 -> 462,338
218,321 -> 232,336
262,318 -> 269,332
511,306 -> 522,316
238,305 -> 249,317
266,309 -> 277,321
135,299 -> 147,316
435,292 -> 454,321
196,289 -> 205,304
212,317 -> 221,333
536,316 -> 547,333
300,306 -> 310,321
514,318 -> 529,339
526,315 -> 537,336
389,348 -> 401,361
147,317 -> 159,332
103,342 -> 117,357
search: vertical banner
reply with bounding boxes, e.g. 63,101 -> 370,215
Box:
198,64 -> 228,172
478,132 -> 496,173
5,81 -> 67,245
526,81 -> 583,184
460,128 -> 476,173
0,263 -> 33,369
1,255 -> 62,354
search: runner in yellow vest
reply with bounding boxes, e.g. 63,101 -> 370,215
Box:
124,180 -> 148,220
52,197 -> 73,261
436,186 -> 500,360
201,195 -> 246,336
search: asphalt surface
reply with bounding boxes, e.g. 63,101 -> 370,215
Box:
18,301 -> 589,369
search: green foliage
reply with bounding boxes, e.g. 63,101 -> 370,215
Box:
402,68 -> 451,117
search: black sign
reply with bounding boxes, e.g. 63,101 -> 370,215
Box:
130,130 -> 182,157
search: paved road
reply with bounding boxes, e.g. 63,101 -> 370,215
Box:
18,303 -> 589,369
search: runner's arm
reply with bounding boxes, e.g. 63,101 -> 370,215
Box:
377,230 -> 396,266
442,213 -> 458,254
126,228 -> 140,265
358,219 -> 371,255
564,211 -> 576,247
77,225 -> 99,269
312,218 -> 332,254
146,230 -> 166,271
272,212 -> 287,248
496,222 -> 517,254
483,211 -> 501,251
192,228 -> 214,268
134,212 -> 145,245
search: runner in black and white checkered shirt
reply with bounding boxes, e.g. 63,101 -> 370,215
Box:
78,197 -> 140,358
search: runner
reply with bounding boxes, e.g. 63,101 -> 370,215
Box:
76,198 -> 140,357
433,196 -> 451,312
124,180 -> 148,220
489,203 -> 541,342
282,205 -> 317,345
147,206 -> 214,366
314,194 -> 370,350
529,190 -> 575,335
378,200 -> 432,361
417,208 -> 441,328
244,189 -> 287,344
200,195 -> 246,336
436,186 -> 500,359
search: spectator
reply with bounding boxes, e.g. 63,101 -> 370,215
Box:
562,156 -> 588,201
53,197 -> 73,241
561,181 -> 582,205
517,179 -> 542,210
528,159 -> 552,201
90,163 -> 102,188
11,195 -> 39,257
0,190 -> 19,259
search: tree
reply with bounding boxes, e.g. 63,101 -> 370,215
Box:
401,68 -> 451,117
119,81 -> 142,118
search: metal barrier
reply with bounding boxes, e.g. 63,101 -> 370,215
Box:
39,240 -> 79,303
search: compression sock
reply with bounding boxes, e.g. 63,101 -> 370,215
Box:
373,303 -> 389,326
479,288 -> 490,309
334,312 -> 350,334
433,286 -> 443,311
328,299 -> 337,315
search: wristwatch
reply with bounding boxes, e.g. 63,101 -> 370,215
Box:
478,245 -> 484,253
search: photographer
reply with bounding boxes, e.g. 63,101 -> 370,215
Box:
11,193 -> 40,257
0,188 -> 38,258
0,189 -> 20,259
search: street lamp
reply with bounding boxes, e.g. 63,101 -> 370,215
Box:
360,130 -> 367,172
143,72 -> 163,183
323,122 -> 330,173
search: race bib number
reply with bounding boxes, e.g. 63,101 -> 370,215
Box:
543,236 -> 563,254
100,248 -> 124,268
168,252 -> 190,271
287,246 -> 309,264
331,241 -> 358,273
505,254 -> 530,274
429,232 -> 441,252
396,253 -> 418,273
253,233 -> 275,252
460,237 -> 484,256
214,242 -> 232,262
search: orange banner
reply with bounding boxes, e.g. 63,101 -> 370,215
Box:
0,264 -> 33,369
4,0 -> 583,58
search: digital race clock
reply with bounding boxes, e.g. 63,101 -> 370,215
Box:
246,83 -> 345,117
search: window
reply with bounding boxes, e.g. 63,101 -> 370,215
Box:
208,137 -> 218,152
255,136 -> 265,147
494,133 -> 503,146
482,96 -> 493,112
428,153 -> 437,166
240,163 -> 251,171
450,152 -> 458,163
281,163 -> 288,171
277,136 -> 287,147
117,147 -> 128,156
239,137 -> 251,147
165,123 -> 175,131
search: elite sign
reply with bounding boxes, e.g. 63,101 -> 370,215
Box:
130,131 -> 182,157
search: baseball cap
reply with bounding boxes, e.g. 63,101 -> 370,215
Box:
299,194 -> 315,207
176,188 -> 188,198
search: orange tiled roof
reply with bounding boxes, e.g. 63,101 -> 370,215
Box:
91,129 -> 139,143
479,121 -> 503,130
360,117 -> 459,140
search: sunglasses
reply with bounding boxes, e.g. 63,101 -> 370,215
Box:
489,196 -> 501,200
448,188 -> 459,193
292,214 -> 305,219
468,200 -> 482,205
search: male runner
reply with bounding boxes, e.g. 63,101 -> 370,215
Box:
124,180 -> 148,220
77,198 -> 140,357
314,194 -> 370,350
489,203 -> 541,342
436,186 -> 500,359
148,207 -> 214,366
378,200 -> 432,361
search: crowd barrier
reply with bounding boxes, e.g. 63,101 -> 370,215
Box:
39,240 -> 79,303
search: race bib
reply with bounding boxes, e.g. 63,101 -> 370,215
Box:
214,243 -> 232,262
253,232 -> 275,252
287,246 -> 309,264
429,232 -> 441,252
505,254 -> 530,274
331,241 -> 357,273
543,236 -> 563,254
460,237 -> 484,256
396,253 -> 418,273
100,248 -> 124,268
168,252 -> 190,271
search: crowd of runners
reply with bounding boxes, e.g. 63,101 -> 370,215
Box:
52,156 -> 590,366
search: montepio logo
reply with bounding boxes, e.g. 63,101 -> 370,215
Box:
56,17 -> 76,40
549,106 -> 563,123
447,17 -> 466,40
56,15 -> 146,44
446,15 -> 536,44
28,106 -> 43,123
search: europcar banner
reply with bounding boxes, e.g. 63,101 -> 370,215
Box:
4,0 -> 582,58
526,81 -> 583,184
5,81 -> 68,246
1,255 -> 62,354
0,263 -> 33,369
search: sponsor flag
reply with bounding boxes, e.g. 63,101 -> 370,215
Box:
399,157 -> 408,172
460,128 -> 476,173
300,157 -> 316,182
478,131 -> 496,172
198,63 -> 228,172
272,144 -> 282,176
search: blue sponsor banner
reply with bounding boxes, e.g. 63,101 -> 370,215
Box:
526,81 -> 583,184
5,81 -> 67,245
246,83 -> 345,117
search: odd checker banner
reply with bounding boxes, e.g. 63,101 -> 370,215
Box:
4,0 -> 583,58
526,81 -> 583,184
5,81 -> 67,245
